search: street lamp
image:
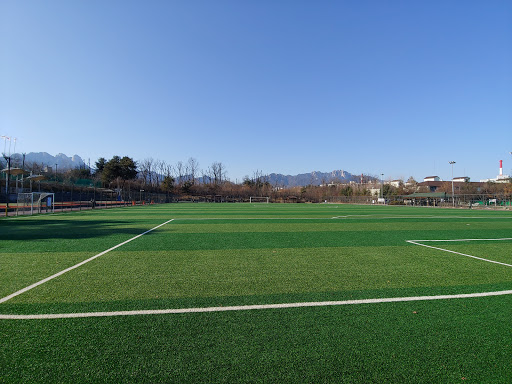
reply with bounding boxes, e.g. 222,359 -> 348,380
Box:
449,161 -> 456,207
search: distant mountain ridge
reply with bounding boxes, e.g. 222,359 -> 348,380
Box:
11,152 -> 86,169
5,153 -> 363,187
267,170 -> 359,187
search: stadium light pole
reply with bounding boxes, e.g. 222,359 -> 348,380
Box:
449,161 -> 456,207
1,135 -> 10,201
380,173 -> 384,198
3,155 -> 11,215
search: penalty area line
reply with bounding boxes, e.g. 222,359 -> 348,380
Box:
1,290 -> 512,319
0,219 -> 175,304
406,239 -> 512,268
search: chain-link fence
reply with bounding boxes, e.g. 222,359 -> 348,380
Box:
2,186 -> 511,217
325,194 -> 512,208
0,185 -> 178,216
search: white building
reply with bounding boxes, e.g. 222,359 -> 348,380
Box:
423,176 -> 441,182
480,160 -> 510,183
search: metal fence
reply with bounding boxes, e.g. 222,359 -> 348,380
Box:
2,189 -> 511,217
0,187 -> 176,217
325,194 -> 512,208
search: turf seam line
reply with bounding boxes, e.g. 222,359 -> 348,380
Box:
0,219 -> 175,304
1,290 -> 512,319
406,239 -> 512,268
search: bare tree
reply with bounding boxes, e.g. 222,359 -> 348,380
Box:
187,157 -> 199,184
175,161 -> 184,186
210,161 -> 226,186
154,159 -> 167,188
139,158 -> 155,186
164,162 -> 174,179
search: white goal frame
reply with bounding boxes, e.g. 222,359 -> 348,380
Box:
249,196 -> 270,203
16,192 -> 55,215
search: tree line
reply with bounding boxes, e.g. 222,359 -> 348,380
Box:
3,154 -> 511,202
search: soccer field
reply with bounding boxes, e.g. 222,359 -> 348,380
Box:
1,203 -> 511,382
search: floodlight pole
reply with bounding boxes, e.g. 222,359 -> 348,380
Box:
3,155 -> 11,215
449,161 -> 456,207
21,153 -> 25,192
380,173 -> 384,198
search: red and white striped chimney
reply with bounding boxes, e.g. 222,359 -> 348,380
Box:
499,160 -> 503,176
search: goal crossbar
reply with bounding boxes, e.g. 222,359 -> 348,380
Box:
249,196 -> 270,203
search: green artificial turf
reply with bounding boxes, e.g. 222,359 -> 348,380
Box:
1,203 -> 511,382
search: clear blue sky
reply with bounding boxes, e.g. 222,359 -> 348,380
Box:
1,0 -> 511,182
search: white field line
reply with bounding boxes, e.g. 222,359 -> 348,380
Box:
176,217 -> 330,220
0,219 -> 175,304
409,238 -> 512,242
331,215 -> 512,220
170,215 -> 512,221
406,239 -> 512,268
2,217 -> 511,319
1,290 -> 512,320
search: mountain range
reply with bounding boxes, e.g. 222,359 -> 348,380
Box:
9,152 -> 86,169
4,152 -> 365,187
266,170 -> 360,187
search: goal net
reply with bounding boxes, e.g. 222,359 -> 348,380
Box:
249,196 -> 270,203
17,192 -> 55,215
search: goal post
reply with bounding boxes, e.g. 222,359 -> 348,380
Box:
17,192 -> 55,215
249,196 -> 270,203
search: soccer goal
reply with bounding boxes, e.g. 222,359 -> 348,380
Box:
17,192 -> 55,215
249,196 -> 270,203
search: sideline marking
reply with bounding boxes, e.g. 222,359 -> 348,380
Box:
0,219 -> 175,304
407,238 -> 512,268
1,290 -> 511,319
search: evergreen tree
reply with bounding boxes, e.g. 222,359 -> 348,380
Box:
101,156 -> 138,183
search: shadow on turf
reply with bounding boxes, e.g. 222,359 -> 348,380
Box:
0,218 -> 154,241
